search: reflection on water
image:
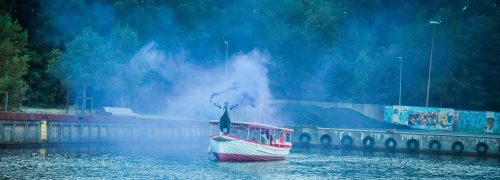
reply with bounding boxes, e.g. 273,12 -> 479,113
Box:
1,144 -> 499,179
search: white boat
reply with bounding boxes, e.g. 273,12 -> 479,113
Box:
208,120 -> 293,162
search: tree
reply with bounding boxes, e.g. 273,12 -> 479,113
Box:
0,14 -> 30,110
45,49 -> 65,109
61,26 -> 107,114
107,23 -> 140,107
2,0 -> 499,112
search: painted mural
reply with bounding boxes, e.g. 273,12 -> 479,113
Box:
384,106 -> 458,131
455,110 -> 500,134
384,106 -> 499,134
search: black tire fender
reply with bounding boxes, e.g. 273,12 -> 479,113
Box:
385,138 -> 397,151
406,139 -> 420,152
451,141 -> 464,154
476,142 -> 489,155
428,140 -> 441,152
299,133 -> 311,144
341,135 -> 353,149
362,136 -> 375,149
320,134 -> 331,146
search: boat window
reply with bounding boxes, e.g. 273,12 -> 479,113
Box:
272,130 -> 276,144
259,129 -> 269,145
274,130 -> 281,143
250,127 -> 260,142
230,125 -> 248,139
285,133 -> 291,142
209,123 -> 219,136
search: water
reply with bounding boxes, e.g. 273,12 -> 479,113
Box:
1,144 -> 499,179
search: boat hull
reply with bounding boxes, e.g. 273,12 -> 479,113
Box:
209,152 -> 285,162
208,135 -> 291,162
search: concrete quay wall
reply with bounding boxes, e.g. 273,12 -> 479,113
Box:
292,127 -> 500,157
2,111 -> 499,158
0,117 -> 209,146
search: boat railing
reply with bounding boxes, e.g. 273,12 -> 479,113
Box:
209,121 -> 293,147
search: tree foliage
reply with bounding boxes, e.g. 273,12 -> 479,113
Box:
2,0 -> 500,112
0,14 -> 30,110
106,24 -> 140,107
61,26 -> 107,109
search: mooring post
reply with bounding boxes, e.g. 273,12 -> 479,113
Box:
57,124 -> 62,142
11,124 -> 16,142
78,124 -> 82,142
24,123 -> 28,142
36,121 -> 40,142
97,125 -> 101,142
69,125 -> 73,142
40,118 -> 48,143
0,121 -> 3,141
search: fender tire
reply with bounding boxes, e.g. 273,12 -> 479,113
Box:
451,141 -> 464,154
341,135 -> 353,149
362,136 -> 375,150
385,138 -> 397,151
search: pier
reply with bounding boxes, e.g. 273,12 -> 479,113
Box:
1,111 -> 499,157
0,112 -> 208,147
291,126 -> 500,157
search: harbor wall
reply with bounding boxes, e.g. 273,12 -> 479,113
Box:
2,111 -> 499,157
385,106 -> 500,134
291,126 -> 500,157
0,112 -> 209,146
274,101 -> 500,135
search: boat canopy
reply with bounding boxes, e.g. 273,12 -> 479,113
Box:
209,120 -> 294,132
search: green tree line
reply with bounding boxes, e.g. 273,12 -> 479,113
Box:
0,0 -> 499,112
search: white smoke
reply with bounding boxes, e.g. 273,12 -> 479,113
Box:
130,42 -> 276,123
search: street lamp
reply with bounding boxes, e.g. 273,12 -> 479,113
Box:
426,20 -> 440,107
398,57 -> 403,107
224,41 -> 229,86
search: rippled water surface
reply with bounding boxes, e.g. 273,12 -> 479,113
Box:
1,144 -> 499,179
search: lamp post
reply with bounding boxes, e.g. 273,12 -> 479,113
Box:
398,57 -> 403,107
426,20 -> 440,107
224,41 -> 229,86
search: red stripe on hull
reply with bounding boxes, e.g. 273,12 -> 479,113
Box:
209,135 -> 292,149
210,152 -> 285,162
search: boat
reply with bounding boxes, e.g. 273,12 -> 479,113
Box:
208,120 -> 294,162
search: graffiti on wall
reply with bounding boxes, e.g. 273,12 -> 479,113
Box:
455,110 -> 500,134
384,106 -> 458,131
385,106 -> 500,134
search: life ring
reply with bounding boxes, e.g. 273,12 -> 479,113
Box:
406,139 -> 420,152
362,136 -> 375,149
476,142 -> 489,155
385,138 -> 397,151
320,134 -> 332,146
428,140 -> 441,152
451,141 -> 464,154
341,135 -> 353,149
299,133 -> 311,144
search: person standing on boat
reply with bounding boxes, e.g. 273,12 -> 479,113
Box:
210,94 -> 239,134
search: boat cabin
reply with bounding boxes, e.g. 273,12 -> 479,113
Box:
209,120 -> 293,147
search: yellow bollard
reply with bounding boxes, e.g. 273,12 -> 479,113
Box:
40,119 -> 47,142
